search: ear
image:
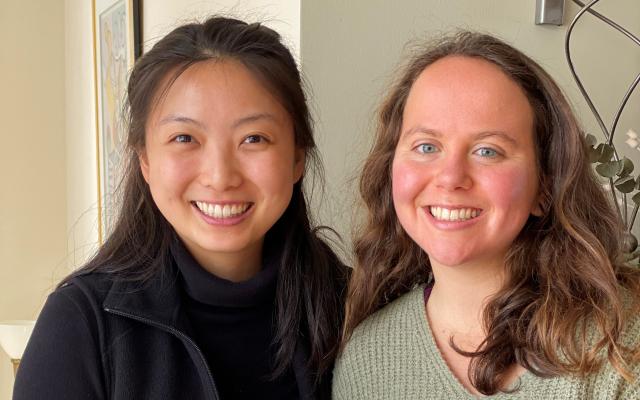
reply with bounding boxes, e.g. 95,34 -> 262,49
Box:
531,191 -> 545,217
293,148 -> 305,184
138,147 -> 150,184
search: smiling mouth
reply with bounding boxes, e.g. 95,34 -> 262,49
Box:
429,206 -> 481,222
193,201 -> 253,219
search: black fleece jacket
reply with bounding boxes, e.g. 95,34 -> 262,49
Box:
13,250 -> 337,400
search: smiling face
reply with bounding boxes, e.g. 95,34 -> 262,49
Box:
392,56 -> 541,270
140,60 -> 303,281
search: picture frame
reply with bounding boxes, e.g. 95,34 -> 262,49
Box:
92,0 -> 142,242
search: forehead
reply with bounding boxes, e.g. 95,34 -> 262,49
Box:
148,59 -> 290,127
402,55 -> 534,138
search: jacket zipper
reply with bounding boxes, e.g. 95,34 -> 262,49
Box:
104,307 -> 220,400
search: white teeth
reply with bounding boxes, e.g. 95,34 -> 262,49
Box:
195,201 -> 250,219
429,206 -> 480,222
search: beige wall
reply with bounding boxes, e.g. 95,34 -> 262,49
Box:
301,0 -> 640,252
143,0 -> 300,56
0,0 -> 67,398
65,0 -> 100,274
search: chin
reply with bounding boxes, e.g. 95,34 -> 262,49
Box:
430,257 -> 468,268
424,247 -> 473,268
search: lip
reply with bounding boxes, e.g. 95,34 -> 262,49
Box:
191,201 -> 254,226
194,200 -> 250,205
422,205 -> 483,230
428,204 -> 482,210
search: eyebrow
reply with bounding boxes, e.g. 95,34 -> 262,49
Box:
402,126 -> 518,146
230,113 -> 278,129
158,113 -> 278,130
158,114 -> 206,129
475,131 -> 518,146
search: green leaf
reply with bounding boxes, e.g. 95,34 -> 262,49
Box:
585,134 -> 598,147
614,176 -> 636,193
588,147 -> 601,163
596,160 -> 622,178
588,144 -> 604,163
618,157 -> 635,177
598,144 -> 614,163
633,192 -> 640,205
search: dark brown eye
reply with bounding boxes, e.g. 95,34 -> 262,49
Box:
174,134 -> 192,143
243,134 -> 265,144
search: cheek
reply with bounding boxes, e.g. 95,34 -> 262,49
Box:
245,153 -> 296,197
392,158 -> 427,207
147,155 -> 194,197
480,166 -> 538,217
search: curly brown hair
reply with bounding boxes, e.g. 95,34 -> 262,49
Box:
343,31 -> 640,395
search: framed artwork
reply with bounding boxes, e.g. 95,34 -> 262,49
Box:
92,0 -> 141,242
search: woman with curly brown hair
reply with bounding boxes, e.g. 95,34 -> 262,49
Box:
333,31 -> 640,399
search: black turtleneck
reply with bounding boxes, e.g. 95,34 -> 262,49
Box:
170,238 -> 299,400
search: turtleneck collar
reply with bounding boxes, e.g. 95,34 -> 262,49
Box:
170,235 -> 280,308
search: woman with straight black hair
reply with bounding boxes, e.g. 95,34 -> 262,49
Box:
15,16 -> 348,400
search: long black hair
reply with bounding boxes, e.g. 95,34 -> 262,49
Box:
64,16 -> 348,382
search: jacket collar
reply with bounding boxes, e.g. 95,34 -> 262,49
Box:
102,260 -> 188,330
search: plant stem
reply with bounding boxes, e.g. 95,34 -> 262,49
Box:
624,192 -> 628,226
629,202 -> 640,232
610,178 -> 623,221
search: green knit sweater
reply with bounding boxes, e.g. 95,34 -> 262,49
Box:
333,285 -> 640,399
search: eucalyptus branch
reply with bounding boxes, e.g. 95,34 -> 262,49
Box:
567,1 -> 640,264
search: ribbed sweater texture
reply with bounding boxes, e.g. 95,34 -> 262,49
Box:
333,285 -> 640,399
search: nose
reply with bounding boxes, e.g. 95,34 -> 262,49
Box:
433,151 -> 472,191
198,145 -> 243,191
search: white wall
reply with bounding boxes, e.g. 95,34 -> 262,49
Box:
0,1 -> 67,398
301,0 -> 640,253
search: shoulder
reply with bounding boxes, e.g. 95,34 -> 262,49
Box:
23,271 -> 122,359
28,271 -> 117,345
571,293 -> 640,399
350,284 -> 425,343
332,285 -> 427,399
13,273 -> 112,399
620,292 -> 640,347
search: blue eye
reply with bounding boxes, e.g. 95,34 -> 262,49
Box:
475,147 -> 498,158
173,134 -> 192,143
416,143 -> 438,154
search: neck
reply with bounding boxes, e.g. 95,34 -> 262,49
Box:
428,258 -> 506,335
185,242 -> 263,283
